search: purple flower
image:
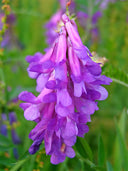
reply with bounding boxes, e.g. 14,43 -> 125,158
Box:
0,13 -> 23,50
45,10 -> 62,46
92,11 -> 102,25
77,11 -> 102,28
0,114 -> 8,136
77,11 -> 89,28
19,13 -> 112,164
0,112 -> 21,159
77,11 -> 102,43
91,28 -> 99,42
59,0 -> 66,10
9,112 -> 21,145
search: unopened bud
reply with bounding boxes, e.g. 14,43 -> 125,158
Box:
66,0 -> 72,7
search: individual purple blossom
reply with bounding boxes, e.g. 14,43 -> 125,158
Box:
92,11 -> 102,25
19,13 -> 112,164
90,28 -> 99,43
0,114 -> 8,136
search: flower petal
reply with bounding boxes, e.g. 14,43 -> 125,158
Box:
24,105 -> 40,121
66,147 -> 75,158
19,91 -> 37,103
57,89 -> 72,107
36,73 -> 49,92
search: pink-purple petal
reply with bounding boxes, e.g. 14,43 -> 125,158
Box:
66,147 -> 75,158
24,105 -> 40,121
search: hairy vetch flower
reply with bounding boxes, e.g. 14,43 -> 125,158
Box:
19,13 -> 112,164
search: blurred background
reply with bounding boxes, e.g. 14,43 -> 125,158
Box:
0,0 -> 128,170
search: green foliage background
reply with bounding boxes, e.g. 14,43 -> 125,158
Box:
0,0 -> 128,170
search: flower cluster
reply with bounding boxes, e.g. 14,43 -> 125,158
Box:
19,12 -> 112,164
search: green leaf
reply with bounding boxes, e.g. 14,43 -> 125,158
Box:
113,139 -> 122,171
75,137 -> 93,161
0,134 -> 14,151
59,158 -> 69,171
0,68 -> 5,82
76,152 -> 96,169
106,161 -> 113,171
75,0 -> 88,6
27,155 -> 37,171
114,110 -> 126,171
118,109 -> 127,139
98,135 -> 105,166
0,134 -> 13,146
115,116 -> 128,171
113,109 -> 127,171
0,157 -> 15,166
19,150 -> 30,160
0,144 -> 14,151
10,158 -> 29,171
103,65 -> 128,88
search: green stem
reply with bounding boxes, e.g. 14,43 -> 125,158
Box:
0,68 -> 5,82
10,157 -> 30,171
76,152 -> 96,168
111,78 -> 128,88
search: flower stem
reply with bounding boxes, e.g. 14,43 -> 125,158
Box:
111,78 -> 128,88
